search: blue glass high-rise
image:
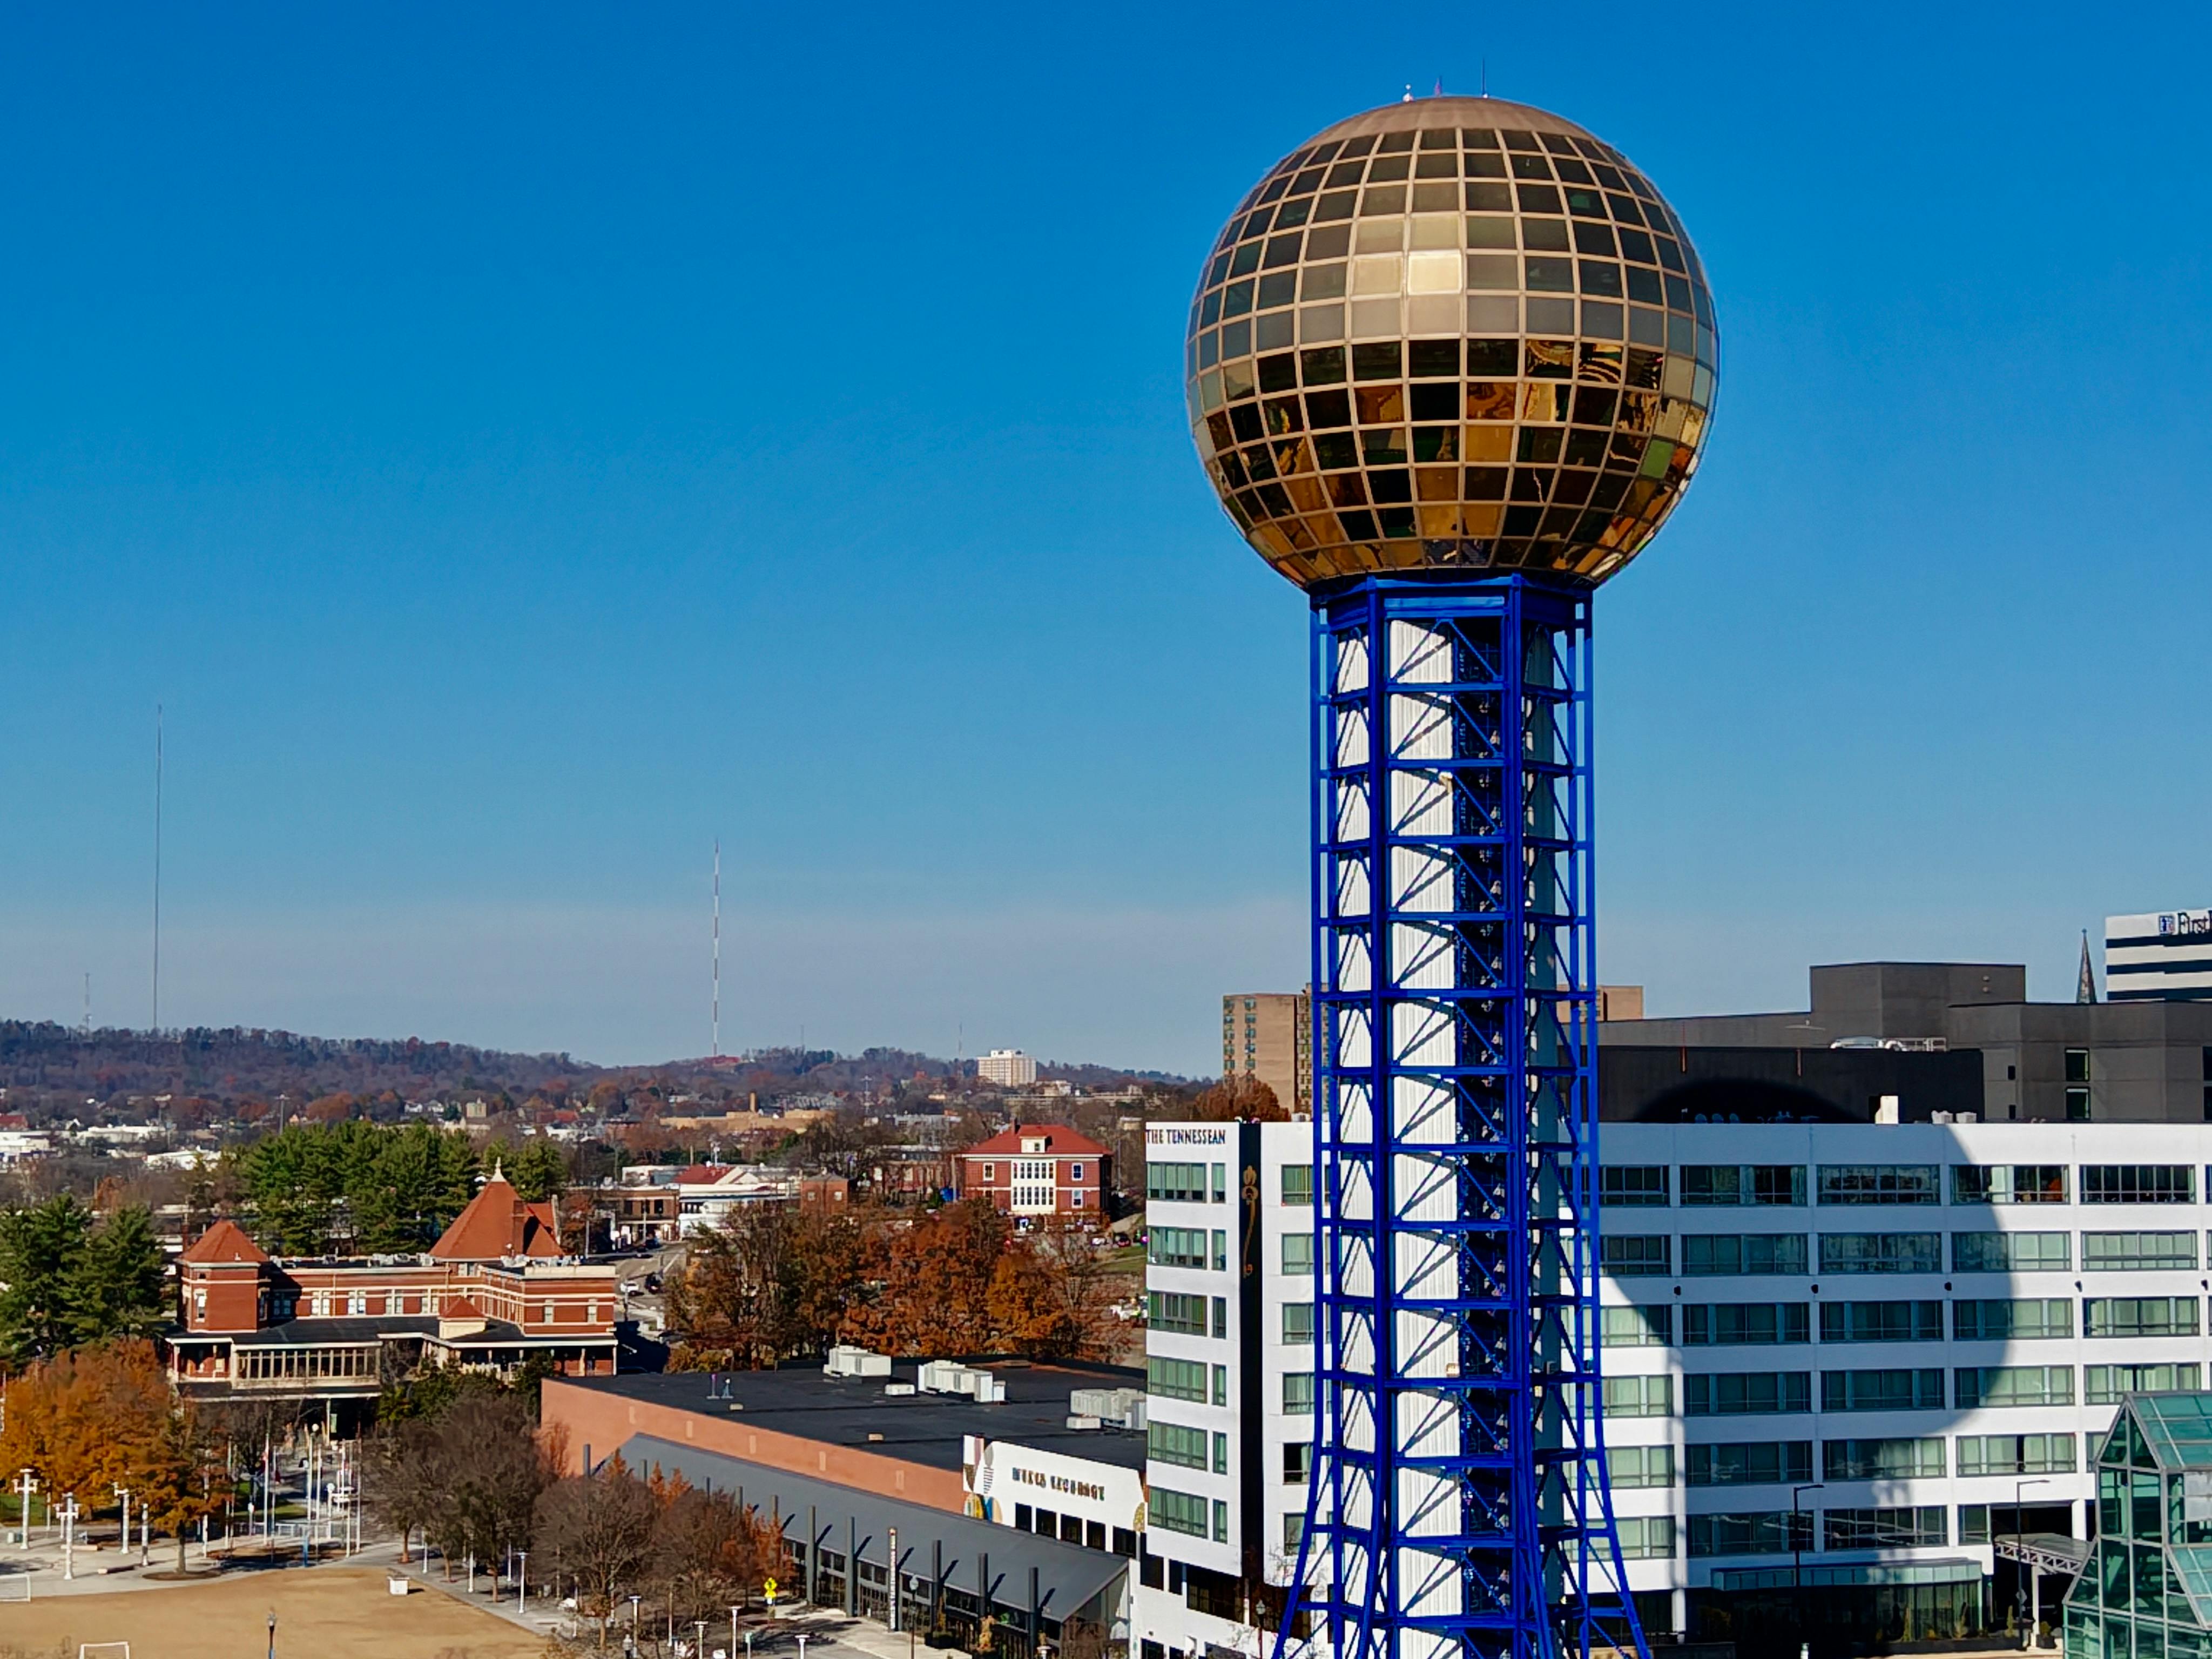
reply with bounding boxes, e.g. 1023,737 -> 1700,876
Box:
1183,96 -> 1719,1659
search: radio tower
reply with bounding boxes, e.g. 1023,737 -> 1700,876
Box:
711,840 -> 722,1058
1185,96 -> 1717,1659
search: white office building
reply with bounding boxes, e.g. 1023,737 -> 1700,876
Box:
1136,1121 -> 1316,1659
1137,1113 -> 2212,1656
980,1049 -> 1040,1088
2107,910 -> 2212,1003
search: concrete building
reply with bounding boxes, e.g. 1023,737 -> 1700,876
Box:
1220,992 -> 1312,1117
1603,960 -> 2212,1123
957,1125 -> 1110,1220
539,1358 -> 1143,1654
1135,1120 -> 1316,1659
1593,1116 -> 2212,1652
980,1049 -> 1040,1088
2107,908 -> 2212,1004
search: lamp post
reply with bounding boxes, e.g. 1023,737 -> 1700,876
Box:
518,1550 -> 529,1613
267,1614 -> 277,1659
16,1469 -> 35,1551
2015,1477 -> 2052,1648
1792,1482 -> 1824,1659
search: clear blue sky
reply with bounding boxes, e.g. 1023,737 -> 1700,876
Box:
5,3 -> 2209,1074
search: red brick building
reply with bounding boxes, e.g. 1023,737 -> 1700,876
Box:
165,1168 -> 622,1418
954,1124 -> 1109,1220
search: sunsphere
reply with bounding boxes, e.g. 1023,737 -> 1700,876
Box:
1185,96 -> 1716,589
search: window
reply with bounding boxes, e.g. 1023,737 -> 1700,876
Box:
1822,1507 -> 1947,1549
1952,1299 -> 2073,1341
1682,1303 -> 1810,1346
1602,1374 -> 1674,1418
2066,1048 -> 2092,1083
1212,1165 -> 1227,1203
1686,1441 -> 1811,1486
1148,1357 -> 1209,1402
1952,1165 -> 2067,1205
1148,1292 -> 1209,1336
1282,1303 -> 1316,1345
2086,1297 -> 2201,1338
1681,1165 -> 1805,1206
981,1163 -> 995,1182
1952,1231 -> 2070,1272
1819,1300 -> 1943,1343
1822,1368 -> 1945,1412
1281,1233 -> 1315,1274
1283,1442 -> 1312,1483
1687,1512 -> 1809,1557
1214,1433 -> 1228,1474
1602,1305 -> 1672,1347
1151,1488 -> 1209,1538
1281,1165 -> 1314,1205
1283,1514 -> 1305,1553
1601,1166 -> 1669,1206
1070,1164 -> 1084,1181
1215,1500 -> 1229,1543
2083,1231 -> 2197,1271
1818,1165 -> 1940,1205
1818,1232 -> 1941,1274
1954,1365 -> 2073,1408
2067,1088 -> 2091,1121
1823,1438 -> 1946,1480
1213,1364 -> 1228,1406
1149,1421 -> 1210,1469
1212,1296 -> 1228,1338
1213,1229 -> 1229,1270
1608,1445 -> 1676,1489
1601,1236 -> 1670,1277
1616,1516 -> 1677,1559
2085,1165 -> 2195,1204
1955,1434 -> 2075,1477
2086,1364 -> 2200,1404
1682,1235 -> 1808,1276
1149,1228 -> 1210,1270
1684,1372 -> 1810,1416
1282,1373 -> 1316,1415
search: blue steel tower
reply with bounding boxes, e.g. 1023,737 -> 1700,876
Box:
1182,97 -> 1718,1659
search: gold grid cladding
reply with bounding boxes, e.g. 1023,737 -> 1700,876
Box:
1186,97 -> 1717,589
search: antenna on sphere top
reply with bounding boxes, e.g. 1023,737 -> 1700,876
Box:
1481,57 -> 1489,97
1401,83 -> 1413,103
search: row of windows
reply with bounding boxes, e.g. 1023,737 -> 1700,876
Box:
1607,1432 -> 2078,1489
1601,1230 -> 2209,1276
1611,1502 -> 2095,1563
1602,1363 -> 2201,1418
1145,1163 -> 1315,1204
1147,1229 -> 1316,1273
1602,1297 -> 2200,1347
1602,1163 -> 2201,1209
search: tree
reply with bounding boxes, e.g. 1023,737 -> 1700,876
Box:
535,1457 -> 659,1647
987,1218 -> 1120,1361
507,1140 -> 568,1204
0,1195 -> 93,1362
649,1481 -> 786,1629
1189,1074 -> 1287,1122
70,1205 -> 168,1344
666,1205 -> 867,1370
839,1202 -> 1007,1357
134,1398 -> 231,1572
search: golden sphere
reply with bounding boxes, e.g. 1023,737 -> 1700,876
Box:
1186,97 -> 1716,588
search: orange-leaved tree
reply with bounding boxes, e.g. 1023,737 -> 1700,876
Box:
987,1216 -> 1122,1361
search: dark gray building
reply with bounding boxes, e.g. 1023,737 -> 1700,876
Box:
1600,961 -> 2212,1123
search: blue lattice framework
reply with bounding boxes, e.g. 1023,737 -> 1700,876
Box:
1290,572 -> 1645,1659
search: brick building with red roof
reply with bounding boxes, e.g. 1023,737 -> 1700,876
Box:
165,1166 -> 623,1421
954,1124 -> 1110,1220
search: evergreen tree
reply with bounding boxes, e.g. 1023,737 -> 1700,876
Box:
69,1206 -> 168,1344
507,1139 -> 568,1203
0,1196 -> 92,1363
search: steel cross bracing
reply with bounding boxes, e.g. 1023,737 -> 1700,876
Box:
1280,574 -> 1647,1659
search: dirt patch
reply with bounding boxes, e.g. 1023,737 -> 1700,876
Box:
0,1566 -> 548,1658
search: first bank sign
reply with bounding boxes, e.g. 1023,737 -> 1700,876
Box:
2159,911 -> 2212,939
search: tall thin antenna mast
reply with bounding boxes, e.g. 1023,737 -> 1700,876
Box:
152,703 -> 163,1032
712,840 -> 721,1057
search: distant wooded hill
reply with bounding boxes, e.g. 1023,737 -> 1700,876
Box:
0,1021 -> 1185,1111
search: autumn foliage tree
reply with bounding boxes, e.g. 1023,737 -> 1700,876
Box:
665,1205 -> 868,1370
0,1340 -> 228,1569
1188,1074 -> 1288,1122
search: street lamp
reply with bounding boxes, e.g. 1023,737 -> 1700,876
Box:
1792,1482 -> 1824,1659
2015,1478 -> 2053,1649
267,1614 -> 277,1659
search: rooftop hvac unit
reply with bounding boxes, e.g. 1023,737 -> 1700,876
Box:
1069,1386 -> 1146,1429
918,1361 -> 1005,1402
824,1345 -> 892,1378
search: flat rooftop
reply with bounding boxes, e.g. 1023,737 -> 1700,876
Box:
565,1358 -> 1148,1472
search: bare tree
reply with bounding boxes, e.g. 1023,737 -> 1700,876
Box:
535,1458 -> 659,1647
